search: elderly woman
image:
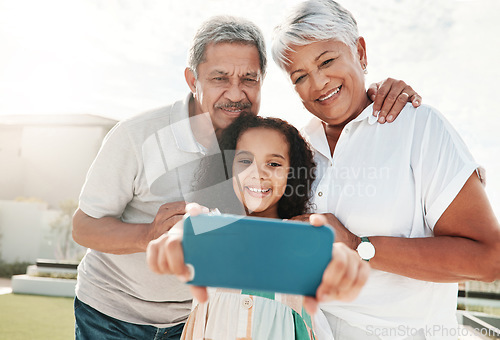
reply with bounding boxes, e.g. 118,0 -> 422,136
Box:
272,1 -> 500,339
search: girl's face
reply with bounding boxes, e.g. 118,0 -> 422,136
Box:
232,127 -> 290,218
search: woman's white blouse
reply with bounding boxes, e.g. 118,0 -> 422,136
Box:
302,103 -> 479,340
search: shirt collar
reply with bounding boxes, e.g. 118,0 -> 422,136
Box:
302,103 -> 377,159
351,103 -> 378,125
170,93 -> 220,156
170,93 -> 206,154
302,117 -> 331,160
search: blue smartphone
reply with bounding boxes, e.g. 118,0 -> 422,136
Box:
182,213 -> 334,296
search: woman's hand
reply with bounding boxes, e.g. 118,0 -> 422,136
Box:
367,78 -> 421,123
146,202 -> 211,303
291,213 -> 360,250
303,214 -> 370,315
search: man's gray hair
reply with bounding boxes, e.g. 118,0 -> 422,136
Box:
188,16 -> 267,78
272,0 -> 359,71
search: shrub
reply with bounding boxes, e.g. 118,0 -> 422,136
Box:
0,259 -> 31,278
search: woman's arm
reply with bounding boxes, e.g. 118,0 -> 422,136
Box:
368,173 -> 500,282
319,173 -> 500,283
304,214 -> 370,315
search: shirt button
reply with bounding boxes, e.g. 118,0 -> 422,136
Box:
242,297 -> 253,309
318,192 -> 323,197
344,127 -> 350,134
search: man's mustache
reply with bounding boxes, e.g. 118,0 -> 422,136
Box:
215,101 -> 251,110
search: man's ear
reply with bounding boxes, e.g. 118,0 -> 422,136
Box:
356,37 -> 367,67
185,67 -> 197,94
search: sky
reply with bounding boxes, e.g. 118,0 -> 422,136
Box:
1,0 -> 499,216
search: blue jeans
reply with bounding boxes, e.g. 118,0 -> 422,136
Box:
74,297 -> 185,340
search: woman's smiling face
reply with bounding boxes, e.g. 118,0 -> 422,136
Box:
284,38 -> 371,126
232,127 -> 290,218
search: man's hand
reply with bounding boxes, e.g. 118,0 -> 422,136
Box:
147,202 -> 210,303
147,201 -> 188,242
367,78 -> 421,123
303,214 -> 370,315
72,205 -> 188,255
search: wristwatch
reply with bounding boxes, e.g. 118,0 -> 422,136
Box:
356,237 -> 375,261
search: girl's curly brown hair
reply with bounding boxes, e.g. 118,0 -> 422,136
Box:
194,113 -> 316,219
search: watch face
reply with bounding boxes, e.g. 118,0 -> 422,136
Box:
357,241 -> 375,260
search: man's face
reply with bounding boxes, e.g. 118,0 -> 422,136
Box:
185,42 -> 263,135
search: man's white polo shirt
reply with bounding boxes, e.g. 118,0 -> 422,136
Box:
77,94 -> 218,327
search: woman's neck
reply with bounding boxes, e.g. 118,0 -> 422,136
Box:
323,122 -> 344,157
323,96 -> 371,156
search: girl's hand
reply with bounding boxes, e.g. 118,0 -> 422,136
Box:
146,202 -> 210,303
303,214 -> 370,315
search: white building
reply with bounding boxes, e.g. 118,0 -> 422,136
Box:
0,114 -> 117,262
0,114 -> 117,207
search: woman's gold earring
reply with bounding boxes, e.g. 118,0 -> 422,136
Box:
362,64 -> 368,74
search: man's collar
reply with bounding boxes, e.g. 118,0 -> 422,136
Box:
171,93 -> 206,154
171,93 -> 219,156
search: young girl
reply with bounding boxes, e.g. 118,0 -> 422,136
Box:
192,113 -> 316,219
147,114 -> 367,340
181,113 -> 323,339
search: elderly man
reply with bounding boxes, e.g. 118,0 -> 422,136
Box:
72,15 -> 419,340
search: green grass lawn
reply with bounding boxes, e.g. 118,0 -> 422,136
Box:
0,293 -> 74,340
